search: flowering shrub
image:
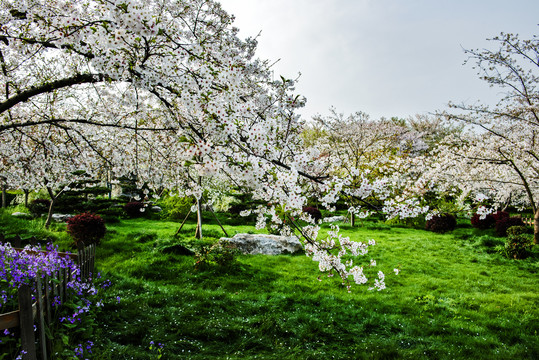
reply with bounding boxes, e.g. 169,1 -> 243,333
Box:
67,213 -> 106,246
502,226 -> 534,259
27,198 -> 51,216
495,216 -> 525,237
124,201 -> 145,218
425,213 -> 457,233
471,213 -> 496,229
302,206 -> 322,222
0,243 -> 107,359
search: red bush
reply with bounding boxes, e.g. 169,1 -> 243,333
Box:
66,213 -> 106,246
124,201 -> 144,218
495,216 -> 525,237
425,213 -> 457,233
302,206 -> 322,222
471,213 -> 496,229
492,211 -> 510,222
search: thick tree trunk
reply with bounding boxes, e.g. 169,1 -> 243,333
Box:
23,189 -> 29,208
534,208 -> 539,245
351,212 -> 355,227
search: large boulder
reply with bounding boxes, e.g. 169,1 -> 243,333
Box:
12,212 -> 32,219
322,215 -> 346,223
52,213 -> 73,222
220,233 -> 303,255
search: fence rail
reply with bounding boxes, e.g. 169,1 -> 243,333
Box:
0,236 -> 96,360
517,215 -> 534,227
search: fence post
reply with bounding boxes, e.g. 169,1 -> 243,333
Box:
18,283 -> 37,360
35,277 -> 47,360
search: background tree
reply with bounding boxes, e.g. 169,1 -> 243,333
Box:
434,31 -> 539,242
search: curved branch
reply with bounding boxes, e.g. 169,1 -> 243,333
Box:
0,73 -> 108,114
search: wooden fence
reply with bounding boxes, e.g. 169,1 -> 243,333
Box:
519,215 -> 534,227
0,235 -> 96,360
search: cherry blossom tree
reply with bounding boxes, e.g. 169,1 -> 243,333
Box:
433,31 -> 539,243
306,109 -> 432,225
0,0 -> 414,289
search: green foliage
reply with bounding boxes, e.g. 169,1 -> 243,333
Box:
27,198 -> 50,216
158,195 -> 193,221
5,215 -> 539,359
495,216 -> 525,237
385,215 -> 426,229
194,241 -> 239,271
500,226 -> 534,259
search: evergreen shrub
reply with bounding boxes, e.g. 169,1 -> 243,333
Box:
28,199 -> 50,216
502,226 -> 533,259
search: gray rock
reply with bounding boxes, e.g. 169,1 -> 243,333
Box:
52,213 -> 73,222
322,215 -> 346,223
220,233 -> 303,255
12,212 -> 31,219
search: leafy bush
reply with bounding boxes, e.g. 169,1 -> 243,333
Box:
302,206 -> 322,222
124,201 -> 145,218
500,226 -> 534,259
425,213 -> 457,233
492,211 -> 510,222
66,213 -> 106,246
194,241 -> 239,271
471,213 -> 496,229
158,195 -> 192,221
495,216 -> 525,237
27,198 -> 51,216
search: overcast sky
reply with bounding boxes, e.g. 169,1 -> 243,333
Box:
218,0 -> 539,121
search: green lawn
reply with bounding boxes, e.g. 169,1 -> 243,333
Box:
2,211 -> 538,359
88,215 -> 538,360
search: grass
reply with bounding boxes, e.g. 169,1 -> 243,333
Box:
2,210 -> 538,359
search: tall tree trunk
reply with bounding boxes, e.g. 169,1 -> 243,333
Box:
351,212 -> 355,227
534,208 -> 539,245
23,189 -> 29,208
1,182 -> 6,208
44,198 -> 56,229
44,187 -> 57,229
195,176 -> 203,239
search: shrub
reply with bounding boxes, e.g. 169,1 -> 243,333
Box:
501,226 -> 533,259
492,211 -> 510,222
495,216 -> 525,237
124,201 -> 145,218
425,213 -> 457,233
471,213 -> 496,229
66,213 -> 106,246
27,199 -> 51,215
194,241 -> 239,271
158,195 -> 192,221
302,206 -> 322,222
